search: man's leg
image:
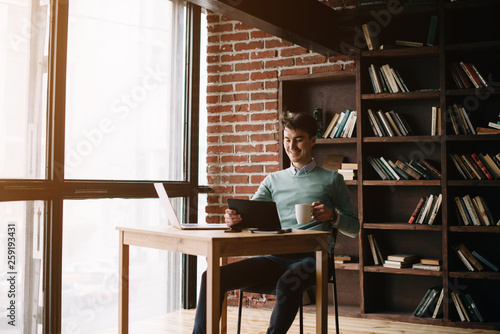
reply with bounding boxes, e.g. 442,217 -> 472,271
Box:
192,256 -> 288,334
266,256 -> 317,334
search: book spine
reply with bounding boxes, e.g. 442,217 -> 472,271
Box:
471,250 -> 499,272
395,160 -> 420,180
368,156 -> 389,180
420,159 -> 442,179
471,153 -> 493,180
458,243 -> 483,271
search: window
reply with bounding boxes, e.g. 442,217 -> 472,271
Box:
0,0 -> 203,333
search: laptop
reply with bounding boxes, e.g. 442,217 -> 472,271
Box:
154,183 -> 228,230
227,198 -> 290,233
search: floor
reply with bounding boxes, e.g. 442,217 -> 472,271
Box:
107,306 -> 500,334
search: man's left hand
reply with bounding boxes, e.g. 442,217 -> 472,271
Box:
311,201 -> 334,222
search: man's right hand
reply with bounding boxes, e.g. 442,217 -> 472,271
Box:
224,208 -> 242,228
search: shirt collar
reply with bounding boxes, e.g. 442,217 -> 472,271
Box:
289,159 -> 317,175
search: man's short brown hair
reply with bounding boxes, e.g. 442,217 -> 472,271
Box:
281,112 -> 317,139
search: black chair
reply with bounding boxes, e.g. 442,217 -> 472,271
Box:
236,231 -> 340,334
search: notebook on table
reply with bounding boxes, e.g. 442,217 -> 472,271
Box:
154,183 -> 228,230
227,198 -> 291,233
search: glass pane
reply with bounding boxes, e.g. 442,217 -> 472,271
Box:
0,201 -> 45,334
198,9 -> 208,186
0,2 -> 49,179
62,198 -> 182,334
65,0 -> 187,181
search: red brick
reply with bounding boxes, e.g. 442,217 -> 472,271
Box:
235,165 -> 263,173
207,84 -> 233,93
235,124 -> 264,132
207,55 -> 220,63
207,115 -> 220,123
344,62 -> 356,71
207,44 -> 232,54
236,144 -> 264,153
221,32 -> 248,42
206,95 -> 219,104
221,93 -> 249,103
250,30 -> 274,39
235,22 -> 254,31
207,105 -> 232,113
235,185 -> 260,194
206,215 -> 223,224
207,74 -> 220,83
265,81 -> 278,90
206,156 -> 218,164
250,133 -> 276,142
251,112 -> 278,122
251,92 -> 277,101
250,71 -> 278,80
221,155 -> 248,163
207,64 -> 232,73
221,73 -> 249,83
234,104 -> 250,112
207,175 -> 220,184
211,185 -> 234,194
222,175 -> 249,184
249,103 -> 264,111
221,114 -> 248,123
311,63 -> 343,73
221,134 -> 248,143
235,82 -> 263,91
251,154 -> 278,163
251,175 -> 266,184
280,68 -> 309,77
207,145 -> 233,154
251,50 -> 277,59
265,143 -> 280,152
234,41 -> 264,51
206,14 -> 220,23
265,39 -> 293,49
265,101 -> 278,110
280,46 -> 308,57
205,205 -> 226,214
296,54 -> 328,66
207,35 -> 219,44
207,135 -> 219,143
264,58 -> 294,69
235,61 -> 263,72
221,53 -> 249,62
264,122 -> 278,132
207,23 -> 233,33
207,124 -> 232,134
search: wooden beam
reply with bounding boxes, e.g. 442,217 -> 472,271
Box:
187,0 -> 341,56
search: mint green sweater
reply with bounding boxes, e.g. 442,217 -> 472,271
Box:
252,165 -> 359,251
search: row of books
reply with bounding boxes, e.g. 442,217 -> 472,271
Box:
413,287 -> 443,318
322,156 -> 358,180
452,243 -> 499,272
448,61 -> 489,89
368,64 -> 409,94
383,253 -> 419,269
366,109 -> 414,137
447,103 -> 475,135
408,193 -> 442,225
322,109 -> 357,139
454,194 -> 498,227
451,290 -> 484,323
333,255 -> 352,264
449,152 -> 500,180
367,157 -> 441,180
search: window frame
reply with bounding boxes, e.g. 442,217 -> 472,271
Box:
0,1 -> 205,332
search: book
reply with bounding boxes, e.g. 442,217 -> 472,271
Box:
457,243 -> 483,271
367,234 -> 382,265
432,288 -> 444,319
416,194 -> 434,224
472,250 -> 499,272
427,15 -> 438,46
322,155 -> 344,172
395,40 -> 423,48
362,23 -> 380,51
387,254 -> 417,262
452,244 -> 475,271
377,110 -> 395,137
476,126 -> 500,134
462,195 -> 481,226
472,196 -> 490,226
368,156 -> 389,180
395,160 -> 421,180
482,154 -> 500,179
451,291 -> 468,322
414,287 -> 440,317
322,113 -> 340,138
412,263 -> 441,271
463,293 -> 484,323
427,193 -> 442,225
420,258 -> 441,266
420,159 -> 441,179
454,196 -> 471,226
471,153 -> 493,180
341,162 -> 358,169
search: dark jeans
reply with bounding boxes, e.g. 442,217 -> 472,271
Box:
192,253 -> 333,334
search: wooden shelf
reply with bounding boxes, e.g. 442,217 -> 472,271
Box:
448,180 -> 500,187
363,180 -> 441,186
361,90 -> 440,100
364,266 -> 442,276
363,135 -> 440,143
316,137 -> 357,144
335,262 -> 359,271
449,271 -> 500,280
449,226 -> 500,233
364,223 -> 442,231
361,46 -> 439,58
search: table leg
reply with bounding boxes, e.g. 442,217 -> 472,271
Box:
316,249 -> 328,334
119,231 -> 129,334
220,258 -> 228,334
206,244 -> 221,334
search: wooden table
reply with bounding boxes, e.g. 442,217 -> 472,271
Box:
117,226 -> 330,334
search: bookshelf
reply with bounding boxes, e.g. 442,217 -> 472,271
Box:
277,0 -> 500,330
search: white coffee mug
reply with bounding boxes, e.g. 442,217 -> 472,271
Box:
295,204 -> 312,225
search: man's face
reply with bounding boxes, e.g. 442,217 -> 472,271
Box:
283,127 -> 316,168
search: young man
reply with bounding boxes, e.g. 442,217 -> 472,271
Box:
192,112 -> 359,334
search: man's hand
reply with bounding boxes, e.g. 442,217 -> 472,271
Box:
224,209 -> 242,228
311,201 -> 334,222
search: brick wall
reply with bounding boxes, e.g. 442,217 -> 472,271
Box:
203,0 -> 356,308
